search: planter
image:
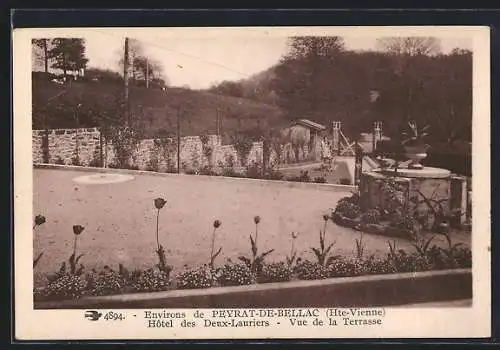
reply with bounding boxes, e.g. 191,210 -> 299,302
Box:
404,144 -> 430,170
34,269 -> 472,309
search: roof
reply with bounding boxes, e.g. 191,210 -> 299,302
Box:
291,119 -> 327,131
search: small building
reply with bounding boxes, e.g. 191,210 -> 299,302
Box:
281,119 -> 327,162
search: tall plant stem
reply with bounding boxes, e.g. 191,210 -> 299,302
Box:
255,223 -> 259,246
33,224 -> 37,230
210,227 -> 217,266
73,235 -> 78,257
156,209 -> 160,251
322,220 -> 328,241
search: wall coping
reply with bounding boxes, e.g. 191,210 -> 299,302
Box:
34,163 -> 357,192
34,268 -> 472,309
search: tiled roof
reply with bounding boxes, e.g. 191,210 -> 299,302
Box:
292,119 -> 327,131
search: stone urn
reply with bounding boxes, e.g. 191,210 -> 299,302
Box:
404,144 -> 430,170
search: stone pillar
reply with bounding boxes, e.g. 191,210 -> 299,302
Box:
450,175 -> 468,227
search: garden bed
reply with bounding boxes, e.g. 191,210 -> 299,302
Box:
34,268 -> 472,309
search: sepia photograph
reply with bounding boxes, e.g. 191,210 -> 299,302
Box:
13,25 -> 490,340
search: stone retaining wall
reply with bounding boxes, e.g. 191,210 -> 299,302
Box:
32,128 -> 310,172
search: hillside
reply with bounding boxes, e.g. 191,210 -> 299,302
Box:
32,75 -> 287,140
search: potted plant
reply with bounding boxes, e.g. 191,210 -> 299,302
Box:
401,121 -> 430,170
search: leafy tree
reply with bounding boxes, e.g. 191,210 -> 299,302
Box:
48,38 -> 88,78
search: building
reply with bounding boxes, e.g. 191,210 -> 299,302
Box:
281,119 -> 327,162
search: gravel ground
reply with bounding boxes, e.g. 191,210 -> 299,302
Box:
33,168 -> 471,286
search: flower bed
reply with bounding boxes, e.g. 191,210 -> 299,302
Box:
33,202 -> 472,304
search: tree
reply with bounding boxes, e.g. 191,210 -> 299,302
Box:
48,38 -> 88,78
32,38 -> 50,74
376,37 -> 441,57
283,36 -> 345,61
117,39 -> 167,88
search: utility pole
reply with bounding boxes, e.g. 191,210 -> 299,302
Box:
177,106 -> 181,174
216,108 -> 220,136
146,57 -> 149,89
123,37 -> 130,126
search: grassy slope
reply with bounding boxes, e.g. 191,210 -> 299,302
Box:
32,78 -> 286,138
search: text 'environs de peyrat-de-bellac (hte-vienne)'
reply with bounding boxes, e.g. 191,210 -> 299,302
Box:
142,308 -> 386,328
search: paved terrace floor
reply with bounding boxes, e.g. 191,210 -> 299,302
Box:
33,168 -> 471,285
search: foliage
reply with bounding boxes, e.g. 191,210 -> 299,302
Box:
294,260 -> 329,280
238,216 -> 273,276
108,126 -> 141,169
48,38 -> 89,76
87,265 -> 128,296
209,220 -> 223,268
33,214 -> 46,268
401,121 -> 430,147
232,134 -> 254,167
153,198 -> 173,276
41,274 -> 87,300
218,263 -> 255,286
327,258 -> 365,278
176,266 -> 214,290
259,262 -> 293,283
313,176 -> 327,184
286,170 -> 311,183
376,37 -> 441,57
360,208 -> 382,225
131,268 -> 171,292
310,216 -> 340,267
286,232 -> 299,268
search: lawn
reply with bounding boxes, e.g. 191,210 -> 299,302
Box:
33,168 -> 471,287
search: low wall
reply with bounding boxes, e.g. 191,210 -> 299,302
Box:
32,128 -> 310,172
34,269 -> 472,309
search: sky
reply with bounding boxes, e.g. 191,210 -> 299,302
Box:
33,29 -> 473,90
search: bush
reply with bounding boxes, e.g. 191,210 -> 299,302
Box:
41,274 -> 87,300
199,166 -> 218,176
294,260 -> 329,280
334,194 -> 360,213
262,169 -> 285,181
87,268 -> 127,296
339,178 -> 351,185
342,203 -> 362,219
218,263 -> 255,287
286,170 -> 311,183
390,212 -> 415,231
131,269 -> 171,292
362,256 -> 397,275
387,251 -> 431,273
259,262 -> 293,283
360,208 -> 382,225
176,266 -> 214,290
313,176 -> 327,184
327,258 -> 365,278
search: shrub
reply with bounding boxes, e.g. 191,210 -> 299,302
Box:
262,169 -> 285,181
286,170 -> 311,183
176,266 -> 214,290
131,269 -> 171,292
390,211 -> 415,231
342,203 -> 362,219
87,267 -> 127,296
199,165 -> 218,176
362,256 -> 397,275
339,178 -> 351,185
313,176 -> 327,184
360,208 -> 382,225
218,263 -> 255,287
41,274 -> 87,300
294,260 -> 329,280
387,251 -> 431,273
259,262 -> 293,283
334,193 -> 360,213
327,258 -> 365,278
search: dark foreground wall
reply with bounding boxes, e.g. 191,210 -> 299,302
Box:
35,269 -> 472,309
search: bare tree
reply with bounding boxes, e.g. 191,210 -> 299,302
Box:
376,37 -> 441,56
